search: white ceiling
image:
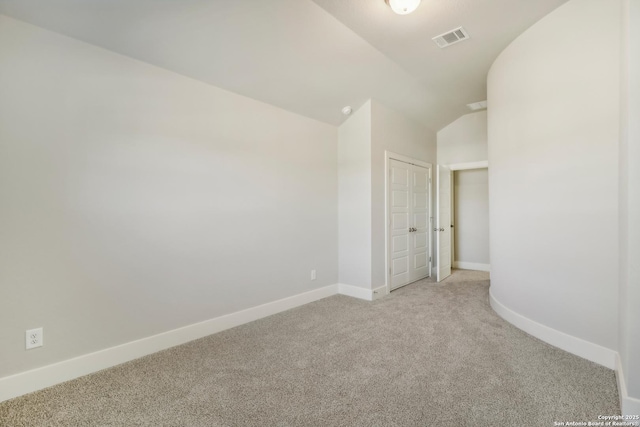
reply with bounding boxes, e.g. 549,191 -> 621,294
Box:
0,0 -> 567,131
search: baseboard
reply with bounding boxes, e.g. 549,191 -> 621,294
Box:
616,353 -> 640,415
453,261 -> 490,272
336,283 -> 371,301
0,284 -> 339,403
371,285 -> 389,300
489,289 -> 616,369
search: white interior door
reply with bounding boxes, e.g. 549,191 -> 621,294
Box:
389,160 -> 410,289
437,165 -> 452,282
410,165 -> 430,282
450,172 -> 455,268
389,159 -> 431,291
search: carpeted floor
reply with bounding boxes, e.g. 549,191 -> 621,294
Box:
0,270 -> 620,426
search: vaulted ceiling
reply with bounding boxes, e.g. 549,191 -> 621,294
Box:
0,0 -> 567,131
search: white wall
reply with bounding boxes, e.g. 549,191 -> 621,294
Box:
437,107 -> 488,274
371,100 -> 436,288
0,15 -> 338,378
453,169 -> 489,267
488,0 -> 620,356
337,99 -> 436,290
338,101 -> 372,288
619,0 -> 640,415
437,111 -> 487,165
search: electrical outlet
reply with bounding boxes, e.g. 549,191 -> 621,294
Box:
311,269 -> 316,280
26,327 -> 43,350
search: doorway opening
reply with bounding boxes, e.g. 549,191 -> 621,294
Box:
436,161 -> 489,282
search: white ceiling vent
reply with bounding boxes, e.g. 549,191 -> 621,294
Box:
432,27 -> 470,49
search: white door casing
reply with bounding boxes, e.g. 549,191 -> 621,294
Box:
388,158 -> 432,290
437,165 -> 452,282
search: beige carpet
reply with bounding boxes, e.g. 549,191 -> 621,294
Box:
0,270 -> 619,426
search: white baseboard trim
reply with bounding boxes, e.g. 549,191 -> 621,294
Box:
453,261 -> 490,272
371,285 -> 389,301
337,283 -> 371,301
0,284 -> 339,403
336,284 -> 389,301
616,353 -> 640,415
489,288 -> 616,369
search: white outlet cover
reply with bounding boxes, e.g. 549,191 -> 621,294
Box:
26,327 -> 43,350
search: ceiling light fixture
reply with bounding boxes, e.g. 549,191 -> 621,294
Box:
385,0 -> 421,15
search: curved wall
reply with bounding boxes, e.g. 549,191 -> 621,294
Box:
487,0 -> 621,365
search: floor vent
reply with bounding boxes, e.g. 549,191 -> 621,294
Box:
432,27 -> 470,48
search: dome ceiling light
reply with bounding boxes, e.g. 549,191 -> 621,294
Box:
385,0 -> 421,15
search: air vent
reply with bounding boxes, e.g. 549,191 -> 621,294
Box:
432,27 -> 469,48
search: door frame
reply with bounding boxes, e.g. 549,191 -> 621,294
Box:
385,151 -> 433,294
449,160 -> 489,171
